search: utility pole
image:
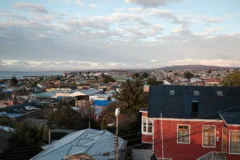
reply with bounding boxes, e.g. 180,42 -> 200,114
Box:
115,108 -> 120,160
48,129 -> 51,144
161,111 -> 164,160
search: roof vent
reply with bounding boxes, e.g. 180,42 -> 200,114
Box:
169,90 -> 175,95
216,91 -> 223,96
193,90 -> 200,96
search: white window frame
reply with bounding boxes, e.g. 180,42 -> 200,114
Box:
202,125 -> 216,148
142,116 -> 153,135
177,124 -> 190,144
229,130 -> 240,155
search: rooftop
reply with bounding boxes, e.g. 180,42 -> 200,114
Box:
148,85 -> 240,119
31,129 -> 126,160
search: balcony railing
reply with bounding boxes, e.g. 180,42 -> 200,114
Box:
197,151 -> 226,160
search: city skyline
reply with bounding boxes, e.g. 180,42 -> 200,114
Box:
0,0 -> 240,71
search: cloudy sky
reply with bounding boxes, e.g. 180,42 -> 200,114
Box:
0,0 -> 240,71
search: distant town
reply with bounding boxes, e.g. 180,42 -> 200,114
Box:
0,65 -> 239,160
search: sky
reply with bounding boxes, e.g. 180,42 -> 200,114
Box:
0,0 -> 240,71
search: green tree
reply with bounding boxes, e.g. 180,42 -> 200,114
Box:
103,75 -> 116,83
10,76 -> 18,86
222,71 -> 240,86
141,72 -> 149,79
184,71 -> 194,79
115,79 -> 147,113
134,73 -> 140,79
48,104 -> 98,130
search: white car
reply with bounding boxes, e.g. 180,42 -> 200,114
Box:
25,106 -> 37,111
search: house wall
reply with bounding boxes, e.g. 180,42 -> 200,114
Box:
149,119 -> 240,160
141,111 -> 153,143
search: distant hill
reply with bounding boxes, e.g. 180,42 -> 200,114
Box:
160,65 -> 239,70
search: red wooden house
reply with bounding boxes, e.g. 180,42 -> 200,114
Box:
140,85 -> 240,160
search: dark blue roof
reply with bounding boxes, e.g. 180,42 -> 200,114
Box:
148,85 -> 240,119
219,112 -> 240,125
92,100 -> 115,107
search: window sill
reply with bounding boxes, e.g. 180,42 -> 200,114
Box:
202,146 -> 216,148
177,142 -> 190,144
229,152 -> 240,155
142,132 -> 153,135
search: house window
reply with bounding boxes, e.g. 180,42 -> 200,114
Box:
192,101 -> 199,117
143,117 -> 147,132
177,125 -> 190,144
169,90 -> 175,95
203,126 -> 216,147
148,119 -> 152,133
142,117 -> 153,133
230,131 -> 240,154
216,91 -> 223,96
193,90 -> 200,96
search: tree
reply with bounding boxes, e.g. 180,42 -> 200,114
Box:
134,73 -> 140,79
141,72 -> 149,79
102,75 -> 116,83
115,79 -> 147,113
10,76 -> 18,86
48,104 -> 98,130
222,71 -> 240,86
184,71 -> 194,79
14,122 -> 48,145
147,77 -> 163,85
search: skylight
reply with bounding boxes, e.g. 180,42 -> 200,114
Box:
216,91 -> 223,96
193,90 -> 200,96
169,90 -> 175,95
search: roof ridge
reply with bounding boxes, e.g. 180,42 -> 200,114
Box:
32,129 -> 87,159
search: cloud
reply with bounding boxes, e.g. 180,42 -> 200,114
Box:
0,11 -> 28,20
200,15 -> 232,23
89,4 -> 96,8
76,0 -> 84,6
128,8 -> 194,29
13,2 -> 48,14
0,5 -> 240,71
0,60 -> 139,71
195,27 -> 222,37
150,59 -> 157,63
168,59 -> 240,67
124,0 -> 182,7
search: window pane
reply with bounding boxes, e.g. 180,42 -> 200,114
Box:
143,126 -> 146,132
230,131 -> 240,153
178,125 -> 189,143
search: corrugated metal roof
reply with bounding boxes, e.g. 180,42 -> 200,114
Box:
148,85 -> 240,119
31,129 -> 126,160
219,112 -> 240,125
79,88 -> 100,95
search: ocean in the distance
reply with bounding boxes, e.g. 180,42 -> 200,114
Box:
0,71 -> 63,79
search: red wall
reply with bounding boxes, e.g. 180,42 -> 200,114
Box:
152,119 -> 240,160
142,134 -> 152,143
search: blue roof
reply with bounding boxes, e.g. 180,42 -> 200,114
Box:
148,85 -> 240,119
219,111 -> 240,125
92,100 -> 115,107
0,112 -> 24,118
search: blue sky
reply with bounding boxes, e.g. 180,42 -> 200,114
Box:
0,0 -> 240,71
